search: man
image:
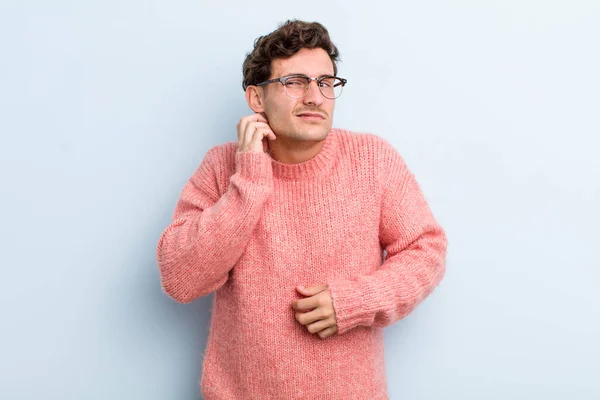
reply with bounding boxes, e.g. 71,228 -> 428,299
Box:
156,19 -> 447,400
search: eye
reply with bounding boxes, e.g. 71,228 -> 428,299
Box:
285,78 -> 306,87
319,78 -> 335,88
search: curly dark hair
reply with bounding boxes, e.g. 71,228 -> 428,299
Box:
242,19 -> 340,91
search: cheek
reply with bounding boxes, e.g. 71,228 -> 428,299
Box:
325,101 -> 335,115
268,103 -> 298,126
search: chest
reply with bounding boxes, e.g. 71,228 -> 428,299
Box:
231,178 -> 384,287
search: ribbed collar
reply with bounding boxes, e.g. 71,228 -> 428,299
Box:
268,128 -> 339,181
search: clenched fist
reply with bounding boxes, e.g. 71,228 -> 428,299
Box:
292,284 -> 339,339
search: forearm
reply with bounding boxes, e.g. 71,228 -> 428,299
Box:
157,151 -> 274,303
328,224 -> 447,334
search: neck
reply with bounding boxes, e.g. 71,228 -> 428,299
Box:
266,128 -> 339,181
266,134 -> 327,164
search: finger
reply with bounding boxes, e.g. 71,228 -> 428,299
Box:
238,116 -> 250,140
293,296 -> 320,311
254,112 -> 268,123
307,318 -> 333,334
247,121 -> 272,131
254,122 -> 276,140
240,113 -> 268,132
238,114 -> 260,140
243,122 -> 273,148
295,307 -> 327,325
240,122 -> 252,148
317,326 -> 337,339
250,127 -> 271,149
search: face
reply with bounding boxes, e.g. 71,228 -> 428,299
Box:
248,47 -> 337,142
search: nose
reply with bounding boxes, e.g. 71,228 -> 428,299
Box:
302,79 -> 324,106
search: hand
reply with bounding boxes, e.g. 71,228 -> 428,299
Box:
292,284 -> 339,339
236,112 -> 277,154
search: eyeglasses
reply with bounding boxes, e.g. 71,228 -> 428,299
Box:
255,74 -> 348,99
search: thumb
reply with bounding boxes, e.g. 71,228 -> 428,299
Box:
297,284 -> 327,296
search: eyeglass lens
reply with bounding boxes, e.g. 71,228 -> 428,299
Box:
283,77 -> 344,99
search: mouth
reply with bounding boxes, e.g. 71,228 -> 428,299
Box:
297,113 -> 325,121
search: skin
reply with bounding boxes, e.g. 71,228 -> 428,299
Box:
243,47 -> 337,164
292,284 -> 339,339
236,47 -> 340,339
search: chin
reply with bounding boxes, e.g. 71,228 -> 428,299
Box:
292,125 -> 331,140
315,126 -> 332,138
302,130 -> 329,141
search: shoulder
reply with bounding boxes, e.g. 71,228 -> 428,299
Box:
188,141 -> 238,196
196,141 -> 238,173
334,127 -> 395,150
333,127 -> 380,147
336,129 -> 412,198
334,128 -> 408,169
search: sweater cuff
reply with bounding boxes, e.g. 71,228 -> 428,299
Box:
327,277 -> 372,335
235,150 -> 274,184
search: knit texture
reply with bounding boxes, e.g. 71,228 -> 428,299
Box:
156,128 -> 448,400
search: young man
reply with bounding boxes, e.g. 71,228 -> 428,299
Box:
156,19 -> 448,400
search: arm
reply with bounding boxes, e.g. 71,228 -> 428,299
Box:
327,143 -> 448,335
156,148 -> 274,303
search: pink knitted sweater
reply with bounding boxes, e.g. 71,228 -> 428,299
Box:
156,128 -> 448,399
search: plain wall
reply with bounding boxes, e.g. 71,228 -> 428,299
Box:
1,1 -> 598,399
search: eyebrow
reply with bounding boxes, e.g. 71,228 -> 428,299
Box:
282,72 -> 334,77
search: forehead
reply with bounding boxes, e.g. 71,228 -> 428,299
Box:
270,48 -> 334,77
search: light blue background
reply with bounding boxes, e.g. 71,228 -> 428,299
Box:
1,1 -> 598,399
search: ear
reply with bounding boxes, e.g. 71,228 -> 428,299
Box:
245,86 -> 266,113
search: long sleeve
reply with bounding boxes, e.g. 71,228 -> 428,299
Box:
327,142 -> 448,335
156,148 -> 275,303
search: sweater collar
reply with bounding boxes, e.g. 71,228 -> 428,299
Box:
268,128 -> 339,181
